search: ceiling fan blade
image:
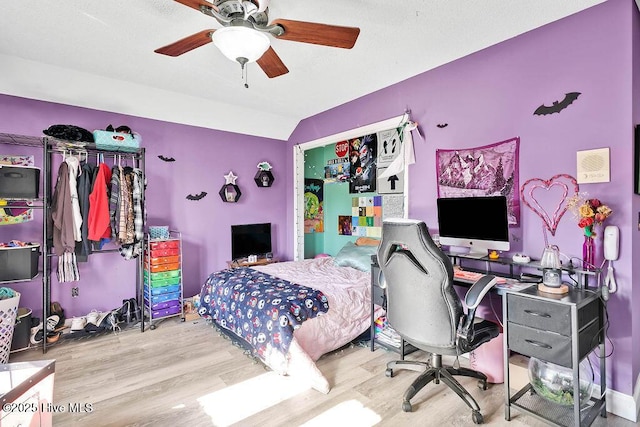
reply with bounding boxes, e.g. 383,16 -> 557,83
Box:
174,0 -> 218,12
154,29 -> 215,56
270,19 -> 360,49
256,47 -> 289,78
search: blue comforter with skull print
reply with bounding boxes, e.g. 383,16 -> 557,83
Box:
198,267 -> 329,361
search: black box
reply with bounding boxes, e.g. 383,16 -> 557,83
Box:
0,166 -> 40,199
11,307 -> 32,353
0,244 -> 40,282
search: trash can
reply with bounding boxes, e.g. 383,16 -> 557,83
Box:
470,327 -> 504,384
10,308 -> 32,354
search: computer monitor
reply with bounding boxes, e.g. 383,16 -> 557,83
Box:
436,196 -> 510,258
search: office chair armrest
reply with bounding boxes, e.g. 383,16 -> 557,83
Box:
456,275 -> 497,349
464,275 -> 498,310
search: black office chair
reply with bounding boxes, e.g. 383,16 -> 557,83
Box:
376,218 -> 499,424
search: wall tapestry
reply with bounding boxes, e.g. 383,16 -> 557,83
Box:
1,155 -> 34,225
304,178 -> 324,233
349,133 -> 377,194
351,196 -> 382,238
436,137 -> 520,225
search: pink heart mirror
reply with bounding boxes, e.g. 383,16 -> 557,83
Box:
520,174 -> 579,237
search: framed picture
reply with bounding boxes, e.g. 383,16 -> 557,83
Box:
635,125 -> 640,195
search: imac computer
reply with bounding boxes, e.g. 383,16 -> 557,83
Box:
436,195 -> 510,258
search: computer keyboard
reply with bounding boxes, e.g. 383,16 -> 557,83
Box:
453,269 -> 484,281
453,269 -> 507,284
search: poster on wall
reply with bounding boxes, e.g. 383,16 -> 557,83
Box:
0,155 -> 34,225
349,133 -> 377,193
377,128 -> 402,167
338,215 -> 352,235
435,137 -> 520,225
324,158 -> 350,183
351,196 -> 382,237
304,178 -> 324,233
377,167 -> 404,194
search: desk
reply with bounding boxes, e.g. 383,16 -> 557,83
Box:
445,251 -> 601,289
226,258 -> 279,268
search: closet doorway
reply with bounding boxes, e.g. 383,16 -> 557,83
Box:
293,115 -> 411,260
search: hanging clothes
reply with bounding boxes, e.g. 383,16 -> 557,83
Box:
50,161 -> 79,282
88,163 -> 112,248
119,168 -> 144,260
75,160 -> 94,262
50,161 -> 75,256
65,155 -> 82,243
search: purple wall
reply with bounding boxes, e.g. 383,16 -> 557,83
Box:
289,0 -> 638,396
0,95 -> 288,322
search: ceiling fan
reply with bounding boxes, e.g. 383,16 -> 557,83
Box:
155,0 -> 361,79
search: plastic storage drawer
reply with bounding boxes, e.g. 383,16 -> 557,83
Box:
145,291 -> 181,305
146,262 -> 180,273
144,284 -> 180,296
149,248 -> 179,258
144,270 -> 181,281
146,299 -> 180,312
150,304 -> 181,319
144,276 -> 180,288
148,240 -> 179,251
146,255 -> 180,266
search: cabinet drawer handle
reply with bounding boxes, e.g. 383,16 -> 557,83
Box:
525,339 -> 552,349
524,309 -> 551,318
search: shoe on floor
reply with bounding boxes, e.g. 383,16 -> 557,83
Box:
30,314 -> 60,344
50,301 -> 66,330
86,310 -> 101,326
30,324 -> 43,345
70,316 -> 86,332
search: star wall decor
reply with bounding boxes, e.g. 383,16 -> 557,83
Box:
224,171 -> 238,185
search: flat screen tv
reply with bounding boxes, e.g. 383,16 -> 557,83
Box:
436,196 -> 510,258
231,222 -> 272,261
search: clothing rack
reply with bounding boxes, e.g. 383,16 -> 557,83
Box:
0,133 -> 146,353
42,137 -> 146,352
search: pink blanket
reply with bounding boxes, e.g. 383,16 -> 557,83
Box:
252,257 -> 384,393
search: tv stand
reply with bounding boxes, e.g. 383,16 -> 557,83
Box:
226,258 -> 278,268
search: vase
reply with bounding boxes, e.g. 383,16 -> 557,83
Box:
582,234 -> 595,270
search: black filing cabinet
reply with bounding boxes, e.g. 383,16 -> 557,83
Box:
503,285 -> 606,426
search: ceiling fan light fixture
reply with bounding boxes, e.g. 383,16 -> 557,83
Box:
213,26 -> 270,64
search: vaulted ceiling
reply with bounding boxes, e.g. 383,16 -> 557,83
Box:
0,1 -> 611,140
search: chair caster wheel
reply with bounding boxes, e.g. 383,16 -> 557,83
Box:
402,401 -> 412,412
385,368 -> 394,378
478,379 -> 488,390
150,324 -> 156,330
472,410 -> 484,424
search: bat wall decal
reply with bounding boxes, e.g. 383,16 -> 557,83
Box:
186,191 -> 207,201
436,123 -> 448,128
534,92 -> 581,115
158,155 -> 176,162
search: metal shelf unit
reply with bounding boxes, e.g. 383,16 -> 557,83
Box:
0,133 -> 147,352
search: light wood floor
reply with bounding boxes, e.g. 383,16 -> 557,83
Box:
8,318 -> 635,427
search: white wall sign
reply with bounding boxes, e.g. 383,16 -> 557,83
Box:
576,147 -> 610,184
377,167 -> 404,194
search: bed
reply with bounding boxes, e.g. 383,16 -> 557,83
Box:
197,241 -> 384,394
